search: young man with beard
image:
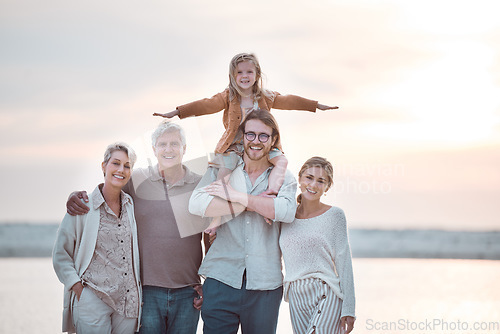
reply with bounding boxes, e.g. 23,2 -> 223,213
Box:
189,109 -> 297,334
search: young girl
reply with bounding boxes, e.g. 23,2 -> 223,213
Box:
279,157 -> 355,334
154,53 -> 337,233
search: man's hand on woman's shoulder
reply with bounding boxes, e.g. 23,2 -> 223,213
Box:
67,191 -> 90,216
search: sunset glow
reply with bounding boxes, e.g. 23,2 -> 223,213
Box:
1,0 -> 499,230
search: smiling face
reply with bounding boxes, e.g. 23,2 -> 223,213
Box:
298,166 -> 331,201
102,150 -> 132,189
153,130 -> 185,170
235,60 -> 257,95
243,119 -> 275,162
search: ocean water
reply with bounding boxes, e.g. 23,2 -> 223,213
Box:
1,258 -> 499,333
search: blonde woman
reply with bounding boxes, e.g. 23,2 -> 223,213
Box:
53,142 -> 141,334
280,157 -> 355,334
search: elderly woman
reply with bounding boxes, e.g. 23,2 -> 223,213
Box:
279,157 -> 356,334
53,142 -> 141,334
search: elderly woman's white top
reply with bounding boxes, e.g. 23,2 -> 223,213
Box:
279,206 -> 356,318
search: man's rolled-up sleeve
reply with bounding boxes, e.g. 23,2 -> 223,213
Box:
273,170 -> 297,223
189,167 -> 217,218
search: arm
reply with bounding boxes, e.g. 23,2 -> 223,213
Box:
332,208 -> 356,319
271,92 -> 318,112
272,92 -> 338,111
153,109 -> 179,118
203,169 -> 297,222
52,213 -> 84,296
204,181 -> 276,219
191,172 -> 276,219
200,192 -> 247,218
266,154 -> 288,195
270,170 -> 297,223
189,167 -> 246,218
176,91 -> 228,119
203,232 -> 213,253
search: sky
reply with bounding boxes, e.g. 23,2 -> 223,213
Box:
1,0 -> 499,230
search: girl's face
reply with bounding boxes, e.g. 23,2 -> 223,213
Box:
299,166 -> 331,201
102,150 -> 132,189
235,61 -> 257,94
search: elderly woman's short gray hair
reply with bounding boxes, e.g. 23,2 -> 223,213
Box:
103,142 -> 137,167
151,120 -> 186,147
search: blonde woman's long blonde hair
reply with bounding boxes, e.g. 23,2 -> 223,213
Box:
228,53 -> 273,102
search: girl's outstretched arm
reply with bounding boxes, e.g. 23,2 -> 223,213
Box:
317,103 -> 339,110
153,109 -> 180,118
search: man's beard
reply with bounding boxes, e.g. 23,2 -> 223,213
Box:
244,143 -> 269,161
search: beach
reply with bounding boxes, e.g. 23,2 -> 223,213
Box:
1,257 -> 499,333
2,224 -> 500,333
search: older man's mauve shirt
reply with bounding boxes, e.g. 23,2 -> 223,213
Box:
190,160 -> 297,290
123,165 -> 210,289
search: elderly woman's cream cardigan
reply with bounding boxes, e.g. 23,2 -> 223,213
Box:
52,186 -> 141,333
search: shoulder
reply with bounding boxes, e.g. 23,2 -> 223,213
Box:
129,166 -> 157,188
88,186 -> 103,206
262,89 -> 278,102
329,206 -> 345,215
284,168 -> 297,180
122,191 -> 134,205
132,166 -> 149,175
281,169 -> 298,187
131,166 -> 154,179
285,169 -> 297,183
183,165 -> 202,183
327,206 -> 346,219
216,89 -> 230,101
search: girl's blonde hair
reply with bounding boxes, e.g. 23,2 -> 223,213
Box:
228,53 -> 272,101
297,156 -> 334,204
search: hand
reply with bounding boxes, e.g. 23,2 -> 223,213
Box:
317,103 -> 339,110
152,110 -> 179,118
71,282 -> 84,301
259,189 -> 278,197
67,191 -> 89,216
340,316 -> 355,333
264,218 -> 273,225
204,180 -> 239,203
193,285 -> 203,310
204,218 -> 218,241
207,231 -> 217,244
